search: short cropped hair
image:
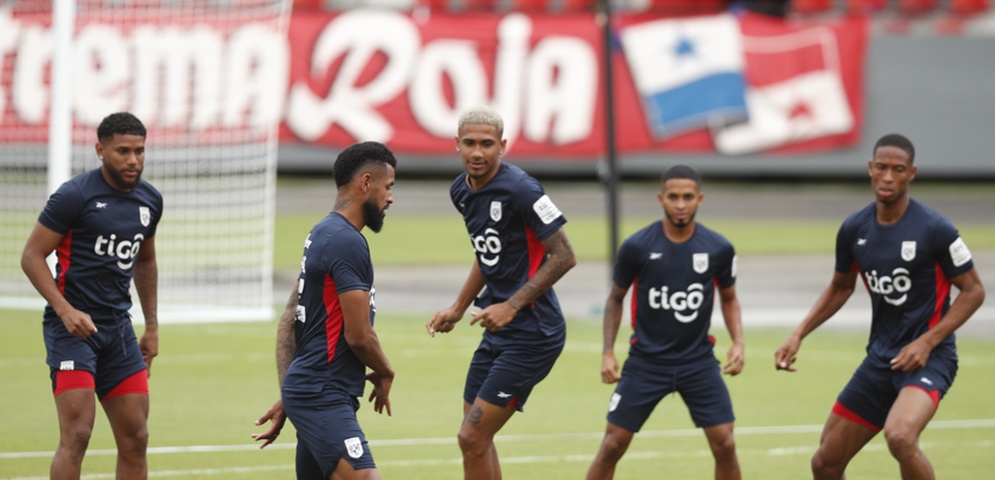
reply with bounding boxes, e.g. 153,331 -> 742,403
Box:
97,112 -> 146,143
333,141 -> 398,188
873,133 -> 915,164
458,105 -> 504,137
660,164 -> 701,187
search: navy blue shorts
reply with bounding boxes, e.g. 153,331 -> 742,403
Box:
835,352 -> 957,430
283,393 -> 375,479
43,312 -> 146,400
463,328 -> 565,411
606,355 -> 734,432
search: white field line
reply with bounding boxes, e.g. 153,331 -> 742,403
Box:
4,418 -> 994,461
6,439 -> 995,480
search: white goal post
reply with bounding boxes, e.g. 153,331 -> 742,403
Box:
0,0 -> 293,322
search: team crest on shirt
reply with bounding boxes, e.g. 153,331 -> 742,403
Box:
139,206 -> 151,227
490,201 -> 502,222
901,241 -> 916,262
345,437 -> 364,459
693,253 -> 709,274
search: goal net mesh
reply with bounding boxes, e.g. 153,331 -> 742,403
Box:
0,0 -> 292,322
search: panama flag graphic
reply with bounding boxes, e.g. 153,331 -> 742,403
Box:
620,14 -> 748,138
713,21 -> 856,155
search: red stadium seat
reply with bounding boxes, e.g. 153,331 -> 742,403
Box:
949,0 -> 989,15
896,0 -> 938,15
791,0 -> 834,14
845,0 -> 885,14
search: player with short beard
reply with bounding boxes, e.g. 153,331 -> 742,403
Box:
254,141 -> 397,480
587,165 -> 744,480
21,112 -> 161,480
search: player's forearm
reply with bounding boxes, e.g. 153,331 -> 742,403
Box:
451,260 -> 486,313
133,257 -> 159,329
348,332 -> 394,380
602,298 -> 623,353
917,279 -> 985,350
507,230 -> 576,311
275,287 -> 298,386
21,252 -> 74,316
793,283 -> 854,340
721,299 -> 745,346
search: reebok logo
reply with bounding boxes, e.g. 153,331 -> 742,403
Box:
857,238 -> 867,246
920,377 -> 933,386
497,391 -> 513,399
95,201 -> 107,209
649,252 -> 663,260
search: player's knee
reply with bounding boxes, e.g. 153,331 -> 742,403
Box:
456,429 -> 488,456
883,426 -> 920,458
60,423 -> 93,452
119,425 -> 149,458
597,435 -> 630,463
811,448 -> 845,478
709,434 -> 737,462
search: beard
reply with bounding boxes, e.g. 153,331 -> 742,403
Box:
105,167 -> 141,191
665,210 -> 695,228
363,198 -> 386,233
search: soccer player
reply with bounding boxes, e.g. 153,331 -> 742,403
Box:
586,165 -> 745,480
425,105 -> 577,480
21,112 -> 161,480
774,133 -> 985,480
253,141 -> 397,480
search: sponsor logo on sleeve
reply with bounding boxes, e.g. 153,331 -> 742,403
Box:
949,237 -> 972,267
532,195 -> 563,225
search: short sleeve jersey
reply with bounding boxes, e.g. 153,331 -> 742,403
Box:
282,213 -> 375,399
450,163 -> 568,336
38,168 -> 163,319
835,199 -> 974,362
614,221 -> 736,364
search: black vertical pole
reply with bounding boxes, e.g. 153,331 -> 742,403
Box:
599,0 -> 620,267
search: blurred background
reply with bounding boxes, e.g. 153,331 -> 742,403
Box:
1,0 -> 993,316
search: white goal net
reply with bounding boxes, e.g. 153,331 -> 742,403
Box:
1,0 -> 292,322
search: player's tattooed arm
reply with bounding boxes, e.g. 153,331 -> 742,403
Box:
276,285 -> 298,386
506,229 -> 577,311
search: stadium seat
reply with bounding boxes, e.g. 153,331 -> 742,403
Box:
949,0 -> 989,15
896,0 -> 938,15
791,0 -> 834,15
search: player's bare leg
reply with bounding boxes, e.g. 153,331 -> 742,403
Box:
458,398 -> 515,480
704,422 -> 740,480
586,422 -> 634,480
884,387 -> 937,480
811,412 -> 878,480
102,393 -> 150,479
51,388 -> 96,480
330,458 -> 382,480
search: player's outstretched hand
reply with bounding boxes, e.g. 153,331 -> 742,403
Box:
366,371 -> 393,416
723,342 -> 745,376
426,307 -> 463,337
252,399 -> 286,449
774,335 -> 801,372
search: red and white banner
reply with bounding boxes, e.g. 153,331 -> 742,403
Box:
0,8 -> 867,158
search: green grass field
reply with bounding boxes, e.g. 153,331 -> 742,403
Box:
5,181 -> 995,479
2,309 -> 995,479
